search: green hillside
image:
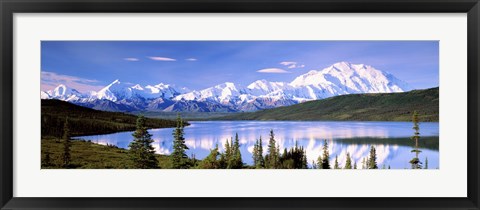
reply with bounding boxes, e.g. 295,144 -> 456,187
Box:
216,87 -> 439,122
41,99 -> 180,137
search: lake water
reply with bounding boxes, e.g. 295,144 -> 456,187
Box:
74,121 -> 439,169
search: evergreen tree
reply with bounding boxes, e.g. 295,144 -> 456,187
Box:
190,153 -> 198,168
312,160 -> 317,169
424,157 -> 428,169
258,137 -> 264,168
302,148 -> 308,169
219,139 -> 232,169
353,161 -> 357,169
275,143 -> 280,167
252,136 -> 265,168
224,139 -> 232,166
252,138 -> 259,167
410,110 -> 422,169
316,155 -> 323,169
170,114 -> 189,169
198,144 -> 220,169
321,140 -> 331,169
265,130 -> 279,169
368,145 -> 378,169
345,152 -> 352,169
62,117 -> 72,168
229,133 -> 243,169
129,115 -> 158,169
388,165 -> 391,169
334,155 -> 340,169
278,142 -> 308,169
361,157 -> 366,169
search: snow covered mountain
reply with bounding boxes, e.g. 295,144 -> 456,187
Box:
290,62 -> 410,99
41,62 -> 413,112
41,84 -> 85,102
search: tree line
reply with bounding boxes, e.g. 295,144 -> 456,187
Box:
46,111 -> 430,169
41,99 -> 178,137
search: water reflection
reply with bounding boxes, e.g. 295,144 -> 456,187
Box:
74,121 -> 439,169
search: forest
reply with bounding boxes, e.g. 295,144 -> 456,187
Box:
41,99 -> 180,137
216,87 -> 439,122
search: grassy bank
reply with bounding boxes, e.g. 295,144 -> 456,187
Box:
41,137 -> 173,169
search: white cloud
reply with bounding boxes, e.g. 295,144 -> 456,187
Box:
41,71 -> 103,93
280,61 -> 305,69
280,61 -> 296,66
186,58 -> 197,61
148,56 -> 176,61
124,57 -> 139,61
257,68 -> 290,74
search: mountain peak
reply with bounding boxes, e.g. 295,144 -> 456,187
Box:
291,62 -> 410,94
46,84 -> 83,101
56,84 -> 67,89
332,61 -> 353,68
53,84 -> 79,95
108,79 -> 121,86
131,84 -> 143,90
217,82 -> 237,89
248,79 -> 269,87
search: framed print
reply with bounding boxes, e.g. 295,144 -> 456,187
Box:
1,0 -> 479,209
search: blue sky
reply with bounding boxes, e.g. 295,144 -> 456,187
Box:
41,41 -> 439,92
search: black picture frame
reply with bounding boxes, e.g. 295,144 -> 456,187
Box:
1,0 -> 479,209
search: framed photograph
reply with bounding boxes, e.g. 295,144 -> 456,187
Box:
1,0 -> 479,209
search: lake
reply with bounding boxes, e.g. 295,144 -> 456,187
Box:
74,121 -> 439,169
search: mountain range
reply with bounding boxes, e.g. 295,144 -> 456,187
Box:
41,62 -> 413,112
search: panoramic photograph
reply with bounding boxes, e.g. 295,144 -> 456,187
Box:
40,41 -> 439,169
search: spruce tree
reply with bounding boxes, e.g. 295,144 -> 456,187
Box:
302,148 -> 308,169
266,129 -> 278,169
129,115 -> 158,169
321,140 -> 331,169
229,133 -> 243,169
277,142 -> 308,169
224,139 -> 232,165
368,145 -> 378,169
353,161 -> 357,169
252,136 -> 265,169
410,111 -> 422,169
62,117 -> 72,168
316,156 -> 323,169
424,157 -> 428,169
190,153 -> 198,168
275,143 -> 280,167
345,152 -> 352,169
257,137 -> 264,168
199,144 -> 220,169
253,138 -> 259,167
170,114 -> 189,169
334,155 -> 340,169
220,139 -> 233,168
